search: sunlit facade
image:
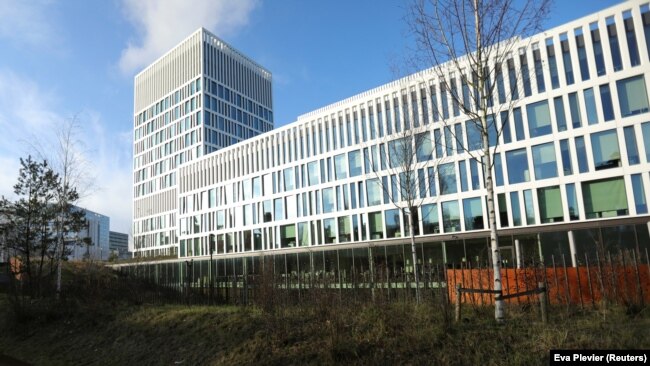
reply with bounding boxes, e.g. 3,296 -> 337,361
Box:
135,2 -> 650,269
132,28 -> 273,257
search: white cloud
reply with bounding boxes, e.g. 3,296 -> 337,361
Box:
0,69 -> 60,199
0,69 -> 133,234
0,156 -> 21,200
118,0 -> 259,75
79,112 -> 133,234
0,0 -> 59,48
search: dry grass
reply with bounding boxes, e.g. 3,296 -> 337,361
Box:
1,262 -> 648,365
0,296 -> 648,366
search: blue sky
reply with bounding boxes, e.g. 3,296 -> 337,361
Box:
0,0 -> 621,234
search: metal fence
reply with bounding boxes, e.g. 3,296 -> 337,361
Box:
112,247 -> 650,308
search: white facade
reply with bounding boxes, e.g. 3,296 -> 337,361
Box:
136,1 -> 650,265
132,28 -> 273,257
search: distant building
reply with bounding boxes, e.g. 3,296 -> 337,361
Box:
67,207 -> 110,261
109,231 -> 130,259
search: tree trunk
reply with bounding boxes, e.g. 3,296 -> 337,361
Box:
409,210 -> 420,303
474,0 -> 504,323
56,216 -> 64,300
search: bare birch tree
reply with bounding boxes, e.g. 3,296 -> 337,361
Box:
30,118 -> 94,299
369,99 -> 445,303
407,0 -> 551,321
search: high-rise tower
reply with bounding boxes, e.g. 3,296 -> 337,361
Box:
132,28 -> 273,257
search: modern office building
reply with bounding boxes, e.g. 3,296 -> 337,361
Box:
109,231 -> 130,259
132,2 -> 650,274
132,28 -> 273,257
68,207 -> 111,261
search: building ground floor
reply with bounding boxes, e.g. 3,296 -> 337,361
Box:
116,216 -> 650,289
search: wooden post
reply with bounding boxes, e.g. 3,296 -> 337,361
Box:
455,283 -> 462,322
632,250 -> 643,307
574,255 -> 584,309
585,253 -> 595,309
538,282 -> 548,324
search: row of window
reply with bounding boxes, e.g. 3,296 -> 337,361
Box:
136,78 -> 202,126
179,117 -> 650,216
179,172 -> 648,249
144,224 -> 650,273
178,71 -> 650,198
202,38 -> 273,109
177,173 -> 648,257
135,75 -> 273,196
204,78 -> 273,123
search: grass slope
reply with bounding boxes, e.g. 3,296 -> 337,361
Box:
1,300 -> 648,366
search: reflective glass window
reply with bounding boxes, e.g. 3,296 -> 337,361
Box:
566,183 -> 579,220
369,211 -> 384,239
643,4 -> 650,62
442,201 -> 461,233
459,161 -> 468,192
560,139 -> 573,175
583,88 -> 598,125
554,96 -> 567,132
575,136 -> 589,173
617,75 -> 650,117
575,28 -> 590,81
366,179 -> 382,206
498,193 -> 509,227
307,161 -> 320,186
338,216 -> 351,243
642,122 -> 650,162
582,177 -> 628,218
533,43 -> 545,93
322,188 -> 335,213
591,129 -> 621,170
463,197 -> 484,230
607,16 -> 623,71
527,100 -> 552,137
568,92 -> 582,129
422,204 -> 439,234
348,150 -> 362,177
631,174 -> 648,214
506,148 -> 530,184
520,50 -> 532,97
510,191 -> 522,226
494,153 -> 504,187
468,159 -> 479,190
283,168 -> 295,191
538,186 -> 563,223
590,23 -> 606,76
623,11 -> 641,66
546,38 -> 560,89
416,132 -> 433,161
323,218 -> 336,244
560,33 -> 575,85
438,163 -> 457,195
599,84 -> 615,122
501,111 -> 512,143
513,108 -> 525,141
274,198 -> 284,220
385,209 -> 401,238
298,222 -> 309,247
334,153 -> 347,180
523,189 -> 536,225
532,142 -> 558,180
624,126 -> 640,165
